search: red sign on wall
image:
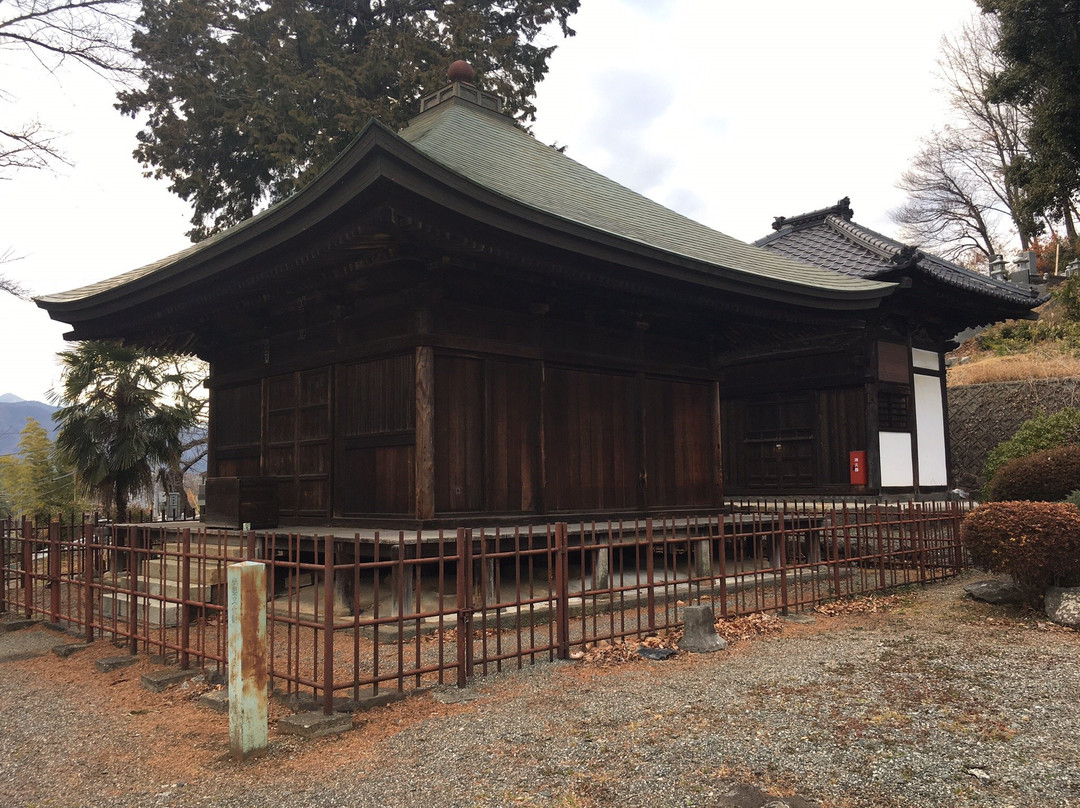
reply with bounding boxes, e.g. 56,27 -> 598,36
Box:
849,451 -> 868,486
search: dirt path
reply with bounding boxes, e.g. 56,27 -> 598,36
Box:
2,572 -> 1078,808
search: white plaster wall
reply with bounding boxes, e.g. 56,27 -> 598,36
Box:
879,432 -> 914,487
911,348 -> 940,371
915,373 -> 948,486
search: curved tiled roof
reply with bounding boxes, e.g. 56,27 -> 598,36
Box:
400,100 -> 889,296
38,83 -> 892,318
755,202 -> 1042,308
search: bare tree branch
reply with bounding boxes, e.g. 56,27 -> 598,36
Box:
892,14 -> 1041,257
892,128 -> 1006,261
0,119 -> 71,173
1,0 -> 136,178
0,0 -> 137,74
0,248 -> 30,298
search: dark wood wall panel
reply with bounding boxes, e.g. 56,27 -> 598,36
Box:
434,355 -> 484,513
723,386 -> 868,491
645,379 -> 713,506
214,383 -> 261,449
544,367 -> 637,511
211,382 -> 262,478
340,355 -> 415,437
817,387 -> 867,486
338,446 -> 415,515
486,359 -> 541,513
720,398 -> 748,490
723,392 -> 814,490
336,355 -> 416,515
265,367 -> 331,517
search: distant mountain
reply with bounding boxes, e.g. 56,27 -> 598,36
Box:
0,399 -> 59,456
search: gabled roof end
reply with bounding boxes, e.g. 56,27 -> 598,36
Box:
772,196 -> 854,232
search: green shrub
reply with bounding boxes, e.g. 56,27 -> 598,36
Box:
986,444 -> 1080,502
961,501 -> 1080,605
1053,274 -> 1080,323
982,407 -> 1080,490
974,318 -> 1080,354
1066,490 -> 1080,508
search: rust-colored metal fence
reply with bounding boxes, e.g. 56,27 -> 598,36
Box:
1,500 -> 969,713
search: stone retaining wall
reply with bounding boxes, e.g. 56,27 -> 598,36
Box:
948,377 -> 1080,493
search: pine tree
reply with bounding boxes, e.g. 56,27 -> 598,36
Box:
118,0 -> 579,240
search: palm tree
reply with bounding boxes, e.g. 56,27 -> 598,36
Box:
52,341 -> 204,522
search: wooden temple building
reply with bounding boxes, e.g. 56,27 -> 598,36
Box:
37,66 -> 1042,528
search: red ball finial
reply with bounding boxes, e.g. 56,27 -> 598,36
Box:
448,60 -> 475,83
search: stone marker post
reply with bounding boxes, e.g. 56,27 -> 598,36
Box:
227,561 -> 268,761
678,604 -> 727,653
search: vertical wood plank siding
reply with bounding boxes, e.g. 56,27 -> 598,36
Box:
211,383 -> 262,477
337,355 -> 416,516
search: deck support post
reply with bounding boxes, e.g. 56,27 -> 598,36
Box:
592,546 -> 610,590
692,538 -> 712,579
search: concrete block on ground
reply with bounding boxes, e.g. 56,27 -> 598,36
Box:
277,710 -> 352,739
782,613 -> 816,624
198,689 -> 229,714
276,688 -> 408,714
101,592 -> 181,628
0,619 -> 37,633
53,642 -> 93,658
678,605 -> 728,653
95,655 -> 138,672
357,622 -> 441,643
141,667 -> 200,692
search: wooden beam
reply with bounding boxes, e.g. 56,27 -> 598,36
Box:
415,345 -> 435,520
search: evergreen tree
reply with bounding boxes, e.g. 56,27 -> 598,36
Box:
117,0 -> 578,240
0,418 -> 80,520
979,0 -> 1080,238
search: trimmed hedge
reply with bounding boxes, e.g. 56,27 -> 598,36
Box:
981,407 -> 1080,495
986,444 -> 1080,502
960,501 -> 1080,605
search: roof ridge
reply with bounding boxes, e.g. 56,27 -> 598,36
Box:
824,215 -> 903,261
771,197 -> 854,232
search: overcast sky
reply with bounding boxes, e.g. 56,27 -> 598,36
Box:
0,0 -> 980,403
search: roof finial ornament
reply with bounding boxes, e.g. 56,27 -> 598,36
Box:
448,60 -> 475,84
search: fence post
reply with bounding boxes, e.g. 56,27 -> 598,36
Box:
953,501 -> 965,574
554,522 -> 570,659
48,520 -> 61,624
716,514 -> 728,619
455,528 -> 471,687
322,536 -> 335,716
828,506 -> 840,598
778,504 -> 789,615
915,502 -> 926,583
83,517 -> 94,644
1,518 -> 7,615
128,527 -> 139,656
645,519 -> 656,631
876,504 -> 887,591
22,518 -> 33,619
180,528 -> 191,670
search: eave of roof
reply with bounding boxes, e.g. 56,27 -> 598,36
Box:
755,203 -> 1044,310
37,85 -> 895,325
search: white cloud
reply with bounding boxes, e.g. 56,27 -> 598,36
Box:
0,0 -> 981,400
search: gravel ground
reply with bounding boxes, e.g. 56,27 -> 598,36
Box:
1,571 -> 1078,808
